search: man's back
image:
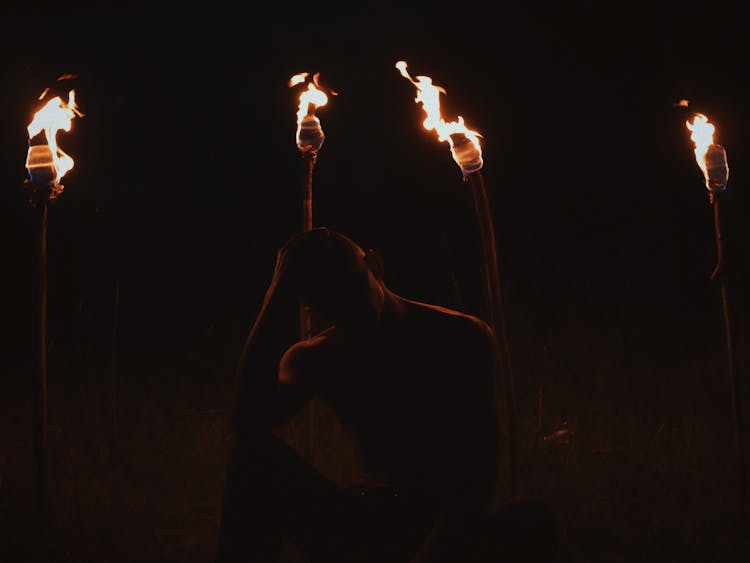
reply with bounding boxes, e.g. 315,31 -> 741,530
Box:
218,228 -> 512,563
281,295 -> 501,506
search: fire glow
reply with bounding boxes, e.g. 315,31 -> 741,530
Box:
685,112 -> 729,192
288,72 -> 331,153
396,60 -> 483,175
686,113 -> 715,181
26,90 -> 81,187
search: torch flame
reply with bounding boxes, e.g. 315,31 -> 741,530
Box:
288,73 -> 309,87
26,90 -> 80,184
686,113 -> 715,181
297,82 -> 328,120
396,60 -> 483,174
289,72 -> 330,153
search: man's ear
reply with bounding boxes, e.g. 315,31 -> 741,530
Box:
364,248 -> 384,279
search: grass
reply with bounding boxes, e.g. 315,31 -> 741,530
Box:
2,300 -> 748,563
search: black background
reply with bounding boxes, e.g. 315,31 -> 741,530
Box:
2,2 -> 750,562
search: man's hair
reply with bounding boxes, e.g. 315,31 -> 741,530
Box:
283,227 -> 369,298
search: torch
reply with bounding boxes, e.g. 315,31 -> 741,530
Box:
288,73 -> 334,467
288,72 -> 332,339
686,112 -> 747,522
396,60 -> 518,499
24,87 -> 82,513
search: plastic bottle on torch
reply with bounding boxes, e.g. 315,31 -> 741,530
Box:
449,132 -> 483,176
705,143 -> 729,192
297,108 -> 325,154
26,138 -> 57,188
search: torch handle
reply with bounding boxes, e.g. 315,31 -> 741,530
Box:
712,194 -> 748,525
712,193 -> 726,280
300,151 -> 320,468
467,171 -> 519,501
303,152 -> 315,233
33,199 -> 49,515
300,152 -> 316,340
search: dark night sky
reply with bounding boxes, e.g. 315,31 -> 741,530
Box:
1,2 -> 749,416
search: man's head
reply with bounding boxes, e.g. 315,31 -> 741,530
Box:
282,227 -> 386,326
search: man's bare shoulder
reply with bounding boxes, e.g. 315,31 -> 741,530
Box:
401,298 -> 495,341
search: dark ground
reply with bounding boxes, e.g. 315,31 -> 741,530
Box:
2,3 -> 750,562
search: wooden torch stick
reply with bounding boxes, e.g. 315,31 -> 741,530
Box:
466,169 -> 519,500
301,150 -> 319,466
710,191 -> 748,525
33,197 -> 49,514
300,151 -> 316,339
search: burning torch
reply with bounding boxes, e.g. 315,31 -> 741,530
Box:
396,60 -> 518,499
686,112 -> 747,522
288,72 -> 333,339
24,86 -> 82,513
288,73 -> 335,467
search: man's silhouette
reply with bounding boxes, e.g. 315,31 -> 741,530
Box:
216,227 -> 553,563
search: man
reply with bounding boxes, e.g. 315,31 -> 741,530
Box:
216,227 -> 514,563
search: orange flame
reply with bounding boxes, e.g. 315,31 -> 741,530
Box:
26,89 -> 81,185
289,72 -> 330,153
288,73 -> 309,88
396,60 -> 483,174
685,113 -> 715,181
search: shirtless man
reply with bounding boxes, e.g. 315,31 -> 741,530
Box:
216,227 -> 504,563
